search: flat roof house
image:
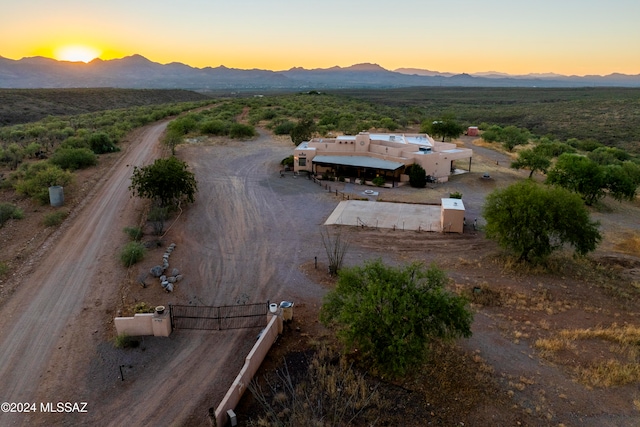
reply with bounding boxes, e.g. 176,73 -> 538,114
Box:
293,132 -> 473,184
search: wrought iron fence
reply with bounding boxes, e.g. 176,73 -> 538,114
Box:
169,303 -> 267,330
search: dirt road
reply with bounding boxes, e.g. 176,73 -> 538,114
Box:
0,127 -> 338,426
0,122 -> 167,425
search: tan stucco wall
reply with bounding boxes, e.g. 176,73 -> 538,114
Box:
114,312 -> 171,337
441,206 -> 465,233
214,313 -> 282,427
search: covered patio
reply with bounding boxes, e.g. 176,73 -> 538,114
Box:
312,155 -> 405,186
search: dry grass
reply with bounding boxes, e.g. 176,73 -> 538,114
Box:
614,231 -> 640,256
247,344 -> 387,426
535,324 -> 640,387
577,360 -> 640,388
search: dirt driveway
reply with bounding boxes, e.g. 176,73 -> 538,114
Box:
1,126 -> 639,426
0,127 -> 340,426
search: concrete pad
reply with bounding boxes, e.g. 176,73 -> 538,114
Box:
324,200 -> 442,232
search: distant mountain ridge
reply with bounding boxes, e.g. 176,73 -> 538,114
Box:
1,55 -> 639,89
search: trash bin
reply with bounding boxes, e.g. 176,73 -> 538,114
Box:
279,301 -> 294,321
48,185 -> 64,207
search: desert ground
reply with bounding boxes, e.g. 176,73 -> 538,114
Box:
0,122 -> 639,426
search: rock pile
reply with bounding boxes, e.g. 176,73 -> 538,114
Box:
149,243 -> 182,292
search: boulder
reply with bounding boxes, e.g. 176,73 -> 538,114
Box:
150,266 -> 163,277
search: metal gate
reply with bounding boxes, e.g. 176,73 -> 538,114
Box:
169,303 -> 267,330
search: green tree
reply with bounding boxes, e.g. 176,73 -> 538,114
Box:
421,117 -> 463,142
129,157 -> 197,207
534,138 -> 576,158
587,146 -> 631,166
510,147 -> 551,178
499,125 -> 530,152
546,153 -> 606,205
483,180 -> 601,262
290,118 -> 315,144
320,259 -> 473,377
604,163 -> 639,202
407,163 -> 427,188
480,125 -> 502,143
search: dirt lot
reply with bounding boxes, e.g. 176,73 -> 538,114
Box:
1,126 -> 639,426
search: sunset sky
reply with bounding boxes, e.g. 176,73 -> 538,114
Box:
2,0 -> 639,76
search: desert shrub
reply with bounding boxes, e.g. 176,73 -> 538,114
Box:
273,120 -> 296,135
199,119 -> 229,136
132,302 -> 154,313
372,176 -> 386,187
229,123 -> 256,139
321,260 -> 473,377
248,344 -> 387,426
567,138 -> 604,152
43,210 -> 69,227
89,132 -> 119,154
14,163 -> 74,204
60,136 -> 89,150
148,206 -> 170,235
49,147 -> 97,170
480,125 -> 503,143
379,117 -> 399,131
0,262 -> 8,276
24,142 -> 43,158
120,241 -> 146,267
449,191 -> 463,199
114,333 -> 139,349
0,203 -> 24,227
123,226 -> 143,241
1,143 -> 24,169
169,115 -> 199,135
281,155 -> 294,167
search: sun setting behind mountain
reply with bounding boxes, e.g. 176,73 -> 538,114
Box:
54,45 -> 100,63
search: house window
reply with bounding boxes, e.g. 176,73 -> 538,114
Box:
299,158 -> 306,166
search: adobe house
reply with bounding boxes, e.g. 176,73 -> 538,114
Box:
293,132 -> 473,185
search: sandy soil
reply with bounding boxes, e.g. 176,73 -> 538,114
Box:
0,126 -> 639,427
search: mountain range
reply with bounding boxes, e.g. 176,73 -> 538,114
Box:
1,54 -> 639,90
